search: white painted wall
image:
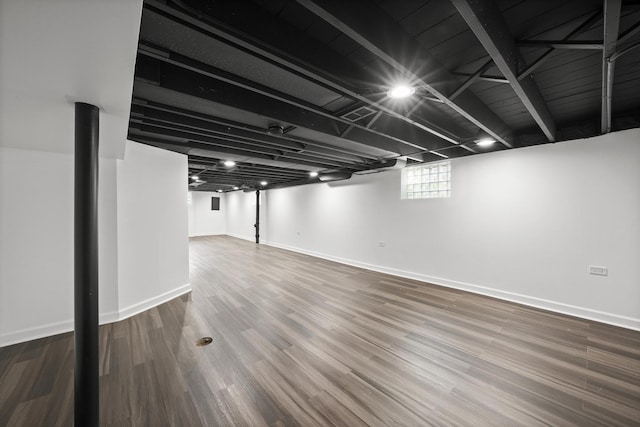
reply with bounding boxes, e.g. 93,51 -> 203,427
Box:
0,141 -> 190,346
0,0 -> 191,347
0,147 -> 120,344
226,190 -> 266,242
188,191 -> 227,237
116,141 -> 190,318
258,129 -> 640,330
0,148 -> 75,342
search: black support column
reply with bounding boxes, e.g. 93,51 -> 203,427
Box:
74,102 -> 100,427
255,189 -> 260,244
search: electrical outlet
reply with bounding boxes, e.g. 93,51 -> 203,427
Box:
378,241 -> 385,247
589,266 -> 608,276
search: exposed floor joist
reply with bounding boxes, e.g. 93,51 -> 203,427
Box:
296,0 -> 514,148
452,0 -> 557,142
144,0 -> 465,150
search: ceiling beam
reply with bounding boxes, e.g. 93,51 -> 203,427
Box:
130,116 -> 353,167
453,73 -> 509,84
135,52 -> 453,160
517,40 -> 604,49
130,123 -> 347,168
135,58 -> 434,160
517,10 -> 602,80
132,99 -> 378,162
130,134 -> 335,171
130,105 -> 366,164
602,0 -> 622,134
145,0 -> 464,150
452,0 -> 556,142
619,20 -> 640,44
450,59 -> 493,100
296,0 -> 513,148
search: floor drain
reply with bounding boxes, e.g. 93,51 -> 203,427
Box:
196,337 -> 213,346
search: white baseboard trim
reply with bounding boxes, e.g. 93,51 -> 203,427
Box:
226,232 -> 257,242
0,283 -> 192,348
117,283 -> 192,322
264,241 -> 640,332
189,232 -> 225,238
0,319 -> 74,348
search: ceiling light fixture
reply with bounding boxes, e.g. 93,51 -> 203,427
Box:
216,189 -> 222,193
260,181 -> 267,186
387,85 -> 415,99
476,138 -> 496,147
267,125 -> 284,136
309,171 -> 318,177
191,175 -> 199,180
223,160 -> 236,167
233,186 -> 239,190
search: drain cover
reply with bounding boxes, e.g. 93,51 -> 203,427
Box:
195,337 -> 213,346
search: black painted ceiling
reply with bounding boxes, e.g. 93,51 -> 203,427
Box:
128,0 -> 640,192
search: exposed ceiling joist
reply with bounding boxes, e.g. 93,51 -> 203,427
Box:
145,0 -> 464,149
132,99 -> 378,162
134,57 -> 435,161
127,0 -> 640,191
619,20 -> 640,43
130,106 -> 366,164
131,124 -> 347,168
450,59 -> 493,100
602,0 -> 622,134
517,10 -> 603,80
453,73 -> 509,84
295,0 -> 514,148
517,40 -> 604,50
133,135 -> 330,172
131,118 -> 353,168
452,0 -> 556,142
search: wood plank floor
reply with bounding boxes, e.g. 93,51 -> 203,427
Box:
1,235 -> 639,426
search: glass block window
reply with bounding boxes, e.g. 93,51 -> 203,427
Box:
401,161 -> 451,199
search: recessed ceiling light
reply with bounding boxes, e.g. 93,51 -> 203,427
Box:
476,138 -> 496,147
223,160 -> 236,167
260,181 -> 267,186
387,85 -> 415,99
191,175 -> 199,180
309,171 -> 318,177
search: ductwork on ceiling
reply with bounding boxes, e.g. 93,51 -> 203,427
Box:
354,158 -> 407,175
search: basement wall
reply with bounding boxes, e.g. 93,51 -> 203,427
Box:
188,191 -> 227,237
226,190 -> 267,242
0,141 -> 190,346
116,141 -> 190,320
230,129 -> 640,330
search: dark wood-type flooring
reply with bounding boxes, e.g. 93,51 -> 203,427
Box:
1,235 -> 639,426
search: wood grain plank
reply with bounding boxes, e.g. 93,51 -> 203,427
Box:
1,235 -> 639,426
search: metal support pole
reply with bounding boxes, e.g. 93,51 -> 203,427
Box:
74,102 -> 100,427
255,189 -> 260,244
